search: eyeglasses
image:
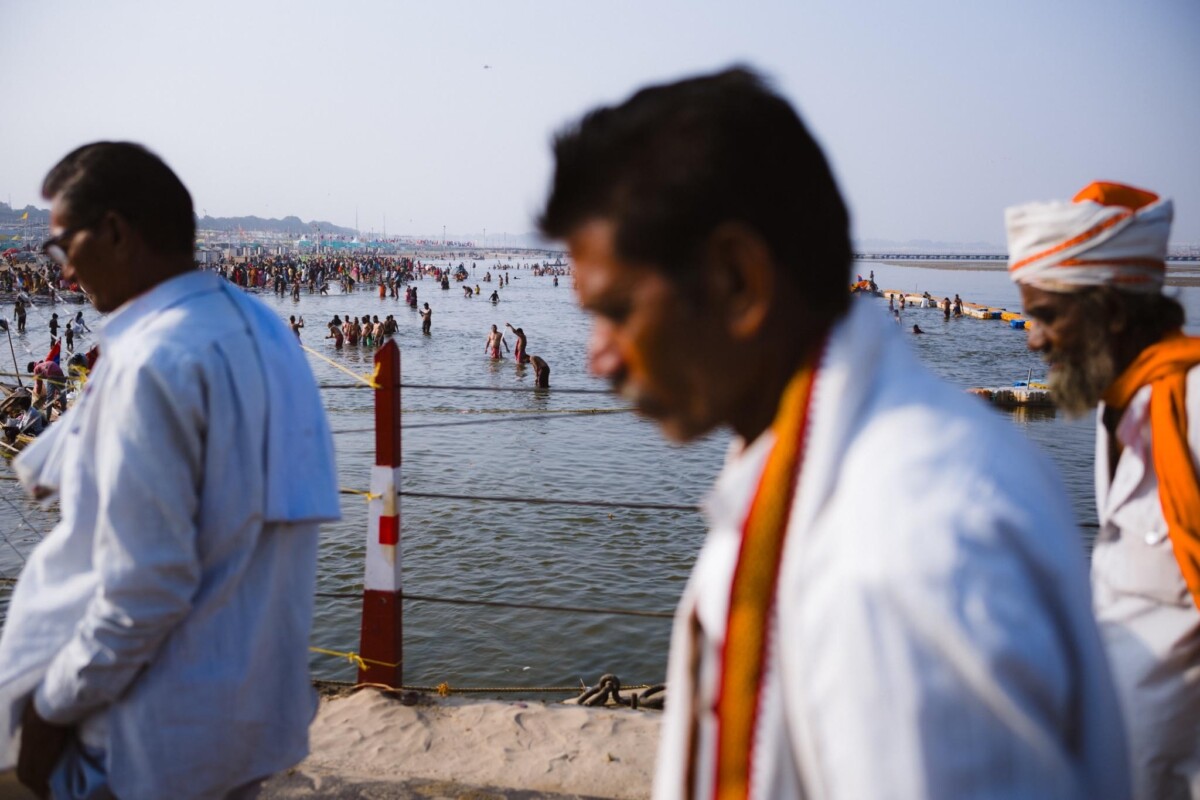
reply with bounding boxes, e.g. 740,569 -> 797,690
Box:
41,225 -> 91,266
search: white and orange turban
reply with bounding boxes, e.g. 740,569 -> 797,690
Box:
1006,181 -> 1173,292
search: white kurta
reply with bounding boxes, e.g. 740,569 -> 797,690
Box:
654,300 -> 1130,800
1093,366 -> 1200,799
0,270 -> 340,800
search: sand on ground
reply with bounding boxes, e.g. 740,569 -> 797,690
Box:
262,687 -> 661,799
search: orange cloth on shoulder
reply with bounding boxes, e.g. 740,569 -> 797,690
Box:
1104,333 -> 1200,610
713,364 -> 817,800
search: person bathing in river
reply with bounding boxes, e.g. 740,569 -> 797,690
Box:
361,315 -> 373,348
530,354 -> 550,388
505,322 -> 530,364
484,324 -> 509,360
326,322 -> 344,349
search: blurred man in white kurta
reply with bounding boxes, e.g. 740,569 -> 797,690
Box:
540,68 -> 1130,799
1010,181 -> 1200,799
0,142 -> 340,799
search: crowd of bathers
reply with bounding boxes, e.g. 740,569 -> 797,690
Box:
0,257 -> 69,298
319,313 -> 400,349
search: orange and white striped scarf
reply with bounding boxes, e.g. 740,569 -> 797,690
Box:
1103,332 -> 1200,610
711,364 -> 817,799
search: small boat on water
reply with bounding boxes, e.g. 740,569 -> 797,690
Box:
968,381 -> 1054,409
850,280 -> 882,297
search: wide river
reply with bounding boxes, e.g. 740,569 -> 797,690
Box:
2,259 -> 1199,695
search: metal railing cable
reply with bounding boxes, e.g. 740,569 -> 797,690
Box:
331,407 -> 634,434
336,486 -> 695,512
392,489 -> 695,512
312,589 -> 673,619
318,381 -> 612,395
0,495 -> 35,565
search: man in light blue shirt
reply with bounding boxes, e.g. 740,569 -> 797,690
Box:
0,142 -> 340,799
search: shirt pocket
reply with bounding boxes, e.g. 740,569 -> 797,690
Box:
1095,517 -> 1190,607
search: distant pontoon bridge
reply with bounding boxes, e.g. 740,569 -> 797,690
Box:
854,252 -> 1200,263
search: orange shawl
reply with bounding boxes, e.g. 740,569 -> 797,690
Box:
712,365 -> 817,799
1103,333 -> 1200,609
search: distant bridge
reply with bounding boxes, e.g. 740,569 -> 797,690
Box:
854,252 -> 1200,263
855,253 -> 1005,262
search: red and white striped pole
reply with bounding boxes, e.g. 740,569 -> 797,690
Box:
358,340 -> 402,686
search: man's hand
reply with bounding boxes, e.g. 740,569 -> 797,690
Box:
17,701 -> 71,799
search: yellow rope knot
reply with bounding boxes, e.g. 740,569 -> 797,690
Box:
310,646 -> 401,671
436,682 -> 451,697
338,488 -> 382,502
310,646 -> 368,671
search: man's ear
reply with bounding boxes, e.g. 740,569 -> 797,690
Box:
96,210 -> 133,257
1101,287 -> 1130,336
702,222 -> 774,341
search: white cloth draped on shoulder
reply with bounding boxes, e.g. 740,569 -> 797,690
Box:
653,299 -> 1130,799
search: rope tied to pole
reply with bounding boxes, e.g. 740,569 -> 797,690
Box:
313,678 -> 656,696
310,646 -> 400,670
301,344 -> 381,389
339,488 -> 381,501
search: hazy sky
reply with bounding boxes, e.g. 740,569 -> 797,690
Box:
2,1 -> 1197,245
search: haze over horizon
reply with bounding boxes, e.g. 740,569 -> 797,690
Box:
2,1 -> 1197,246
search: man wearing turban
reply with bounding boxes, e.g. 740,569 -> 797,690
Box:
1010,181 -> 1200,799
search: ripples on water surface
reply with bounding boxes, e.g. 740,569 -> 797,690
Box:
2,260 -> 1198,692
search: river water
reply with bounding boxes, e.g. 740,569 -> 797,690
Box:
2,259 -> 1199,694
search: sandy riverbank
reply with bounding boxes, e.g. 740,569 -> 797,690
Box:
262,687 -> 659,799
0,689 -> 660,800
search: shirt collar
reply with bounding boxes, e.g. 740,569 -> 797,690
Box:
1099,382 -> 1153,452
99,270 -> 222,346
701,428 -> 777,532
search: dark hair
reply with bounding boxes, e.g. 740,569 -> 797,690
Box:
539,66 -> 851,320
1080,286 -> 1187,343
42,142 -> 195,257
